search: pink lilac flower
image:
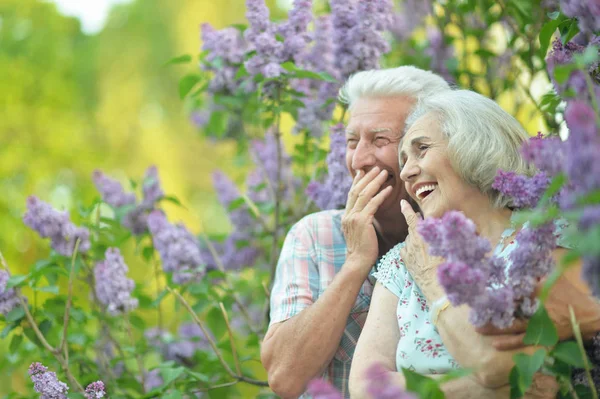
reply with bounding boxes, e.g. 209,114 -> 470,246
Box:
307,124 -> 352,209
84,381 -> 106,399
147,211 -> 205,284
92,170 -> 136,207
23,196 -> 91,257
492,171 -> 550,209
365,363 -> 417,399
28,362 -> 69,399
94,248 -> 138,315
306,379 -> 343,399
330,0 -> 393,80
211,170 -> 254,231
0,270 -> 21,316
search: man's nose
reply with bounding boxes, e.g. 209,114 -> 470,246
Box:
351,142 -> 376,171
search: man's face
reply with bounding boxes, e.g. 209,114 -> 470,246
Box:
345,96 -> 415,214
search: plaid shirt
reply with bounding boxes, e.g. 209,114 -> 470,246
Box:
269,210 -> 375,398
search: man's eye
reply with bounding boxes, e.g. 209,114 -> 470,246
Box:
375,137 -> 389,145
347,139 -> 357,146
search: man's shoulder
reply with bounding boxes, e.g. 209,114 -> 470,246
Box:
292,209 -> 344,232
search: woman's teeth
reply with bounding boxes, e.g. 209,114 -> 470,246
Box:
416,184 -> 438,199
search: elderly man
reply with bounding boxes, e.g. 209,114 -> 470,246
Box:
260,66 -> 452,398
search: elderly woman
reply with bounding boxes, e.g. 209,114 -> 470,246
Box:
349,90 -> 594,398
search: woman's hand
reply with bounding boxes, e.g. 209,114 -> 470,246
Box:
399,199 -> 443,293
341,167 -> 392,273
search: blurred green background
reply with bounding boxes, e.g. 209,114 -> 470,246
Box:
0,0 -> 283,393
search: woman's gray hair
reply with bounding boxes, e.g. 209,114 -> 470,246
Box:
405,90 -> 535,208
339,66 -> 452,107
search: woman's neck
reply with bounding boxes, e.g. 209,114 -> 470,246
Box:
464,202 -> 513,247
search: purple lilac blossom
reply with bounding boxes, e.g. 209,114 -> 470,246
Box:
23,196 -> 91,257
141,165 -> 164,207
92,170 -> 136,207
200,232 -> 261,272
469,287 -> 515,328
243,0 -> 284,78
250,130 -> 300,201
28,362 -> 69,399
94,248 -> 138,315
365,363 -> 416,399
211,170 -> 254,231
145,323 -> 210,365
292,16 -> 340,137
580,205 -> 600,230
425,27 -> 455,81
246,169 -> 270,204
143,369 -> 163,392
0,270 -> 20,316
84,381 -> 106,399
437,261 -> 487,306
147,211 -> 205,284
306,379 -> 343,399
492,171 -> 550,208
520,133 -> 565,177
330,0 -> 393,80
307,124 -> 352,209
560,0 -> 600,36
276,0 -> 313,63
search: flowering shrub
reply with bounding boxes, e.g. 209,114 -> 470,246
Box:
1,0 -> 600,398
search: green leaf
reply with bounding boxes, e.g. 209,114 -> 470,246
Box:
523,304 -> 559,347
179,74 -> 202,99
539,18 -> 563,57
574,45 -> 600,67
205,306 -> 226,340
206,110 -> 228,137
554,64 -> 576,84
186,370 -> 210,383
513,349 -> 547,393
160,366 -> 185,386
1,322 -> 19,339
509,366 -> 524,399
437,368 -> 472,383
161,195 -> 186,209
5,306 -> 25,323
561,20 -> 580,44
552,341 -> 588,368
403,368 -> 445,399
547,11 -> 560,20
6,274 -> 29,289
151,289 -> 168,308
161,391 -> 182,399
227,197 -> 246,211
164,54 -> 192,66
142,246 -> 154,262
129,314 -> 146,330
9,334 -> 23,353
33,285 -> 59,294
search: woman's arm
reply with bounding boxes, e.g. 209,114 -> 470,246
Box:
349,283 -> 526,398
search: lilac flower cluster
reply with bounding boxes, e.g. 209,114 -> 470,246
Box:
306,379 -> 343,399
492,171 -> 550,208
200,232 -> 261,271
244,0 -> 313,78
307,124 -> 352,210
143,369 -> 164,392
201,23 -> 250,94
0,269 -> 20,316
418,211 -> 557,328
145,322 -> 210,366
250,130 -> 300,201
330,0 -> 393,80
94,248 -> 138,315
84,381 -> 106,399
23,196 -> 91,257
365,363 -> 416,399
28,362 -> 69,399
212,170 -> 254,231
93,166 -> 164,235
560,0 -> 600,36
292,16 -> 340,137
147,211 -> 205,284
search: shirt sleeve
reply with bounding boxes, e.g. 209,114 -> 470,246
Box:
372,243 -> 405,298
269,216 -> 320,326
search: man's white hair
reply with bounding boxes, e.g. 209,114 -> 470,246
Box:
339,66 -> 452,107
405,90 -> 535,208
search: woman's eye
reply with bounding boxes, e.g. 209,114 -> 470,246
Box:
418,144 -> 429,151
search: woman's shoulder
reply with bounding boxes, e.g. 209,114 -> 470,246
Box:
372,242 -> 408,297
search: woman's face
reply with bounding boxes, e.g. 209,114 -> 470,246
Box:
399,114 -> 484,218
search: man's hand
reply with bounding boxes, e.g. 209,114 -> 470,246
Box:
477,273 -> 600,350
342,167 -> 392,272
398,199 -> 443,291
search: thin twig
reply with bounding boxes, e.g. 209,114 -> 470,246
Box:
219,302 -> 241,376
569,306 -> 599,399
61,238 -> 81,362
167,287 -> 268,387
125,315 -> 146,392
190,380 -> 239,392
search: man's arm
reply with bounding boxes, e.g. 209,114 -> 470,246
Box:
261,261 -> 369,398
262,167 -> 392,398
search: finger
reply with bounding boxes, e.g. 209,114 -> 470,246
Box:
353,170 -> 389,211
491,333 -> 526,351
362,185 -> 392,216
476,318 -> 528,335
346,168 -> 379,211
400,199 -> 421,231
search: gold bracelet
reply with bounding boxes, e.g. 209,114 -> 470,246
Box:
431,298 -> 451,326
